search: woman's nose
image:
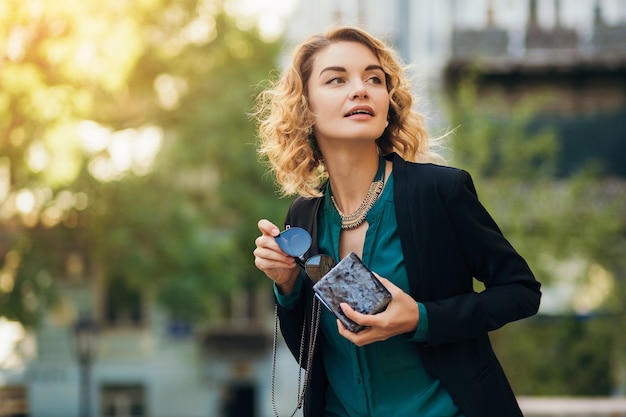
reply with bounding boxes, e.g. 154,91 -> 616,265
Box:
350,80 -> 368,99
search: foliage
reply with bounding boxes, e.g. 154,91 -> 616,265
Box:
444,70 -> 626,395
446,70 -> 560,180
493,315 -> 615,396
0,0 -> 289,325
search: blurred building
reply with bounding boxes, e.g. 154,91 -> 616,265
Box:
445,0 -> 626,177
286,0 -> 626,76
285,0 -> 626,177
0,225 -> 295,417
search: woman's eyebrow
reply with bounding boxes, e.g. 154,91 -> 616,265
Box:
319,66 -> 346,77
319,64 -> 384,78
365,65 -> 384,73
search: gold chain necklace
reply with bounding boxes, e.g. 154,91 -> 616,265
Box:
330,178 -> 384,230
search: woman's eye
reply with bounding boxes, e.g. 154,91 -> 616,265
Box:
367,76 -> 383,85
327,77 -> 344,84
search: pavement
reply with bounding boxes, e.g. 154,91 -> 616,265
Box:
518,397 -> 626,416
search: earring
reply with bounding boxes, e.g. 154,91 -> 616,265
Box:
307,126 -> 314,136
385,121 -> 389,128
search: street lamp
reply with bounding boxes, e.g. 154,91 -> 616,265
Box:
74,317 -> 97,417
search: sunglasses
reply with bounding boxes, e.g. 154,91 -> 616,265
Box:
275,227 -> 337,282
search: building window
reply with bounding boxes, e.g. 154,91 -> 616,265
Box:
0,385 -> 28,417
101,384 -> 146,417
104,275 -> 143,327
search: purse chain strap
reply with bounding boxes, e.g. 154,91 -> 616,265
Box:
270,296 -> 321,417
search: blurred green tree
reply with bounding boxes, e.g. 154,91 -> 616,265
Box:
0,0 -> 288,325
444,70 -> 626,395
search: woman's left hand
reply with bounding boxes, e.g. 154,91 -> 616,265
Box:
337,275 -> 420,346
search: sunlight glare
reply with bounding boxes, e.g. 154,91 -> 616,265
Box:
78,120 -> 111,154
0,318 -> 25,367
73,192 -> 89,211
0,158 -> 10,203
27,142 -> 49,173
6,27 -> 26,62
15,189 -> 35,214
81,121 -> 163,182
110,130 -> 134,171
574,264 -> 615,314
185,15 -> 217,45
132,126 -> 163,175
75,41 -> 97,69
41,205 -> 63,228
225,0 -> 297,41
26,0 -> 44,19
55,190 -> 74,211
154,74 -> 188,110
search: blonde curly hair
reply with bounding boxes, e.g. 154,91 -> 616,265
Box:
254,26 -> 443,198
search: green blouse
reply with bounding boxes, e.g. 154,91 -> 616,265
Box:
276,171 -> 464,417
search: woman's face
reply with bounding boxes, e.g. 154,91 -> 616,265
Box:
306,41 -> 390,149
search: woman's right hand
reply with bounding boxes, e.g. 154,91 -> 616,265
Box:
253,219 -> 299,294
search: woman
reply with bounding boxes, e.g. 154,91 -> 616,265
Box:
253,26 -> 541,417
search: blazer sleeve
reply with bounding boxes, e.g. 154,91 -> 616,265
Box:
422,169 -> 541,346
275,196 -> 320,365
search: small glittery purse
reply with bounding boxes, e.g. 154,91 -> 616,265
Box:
313,252 -> 392,333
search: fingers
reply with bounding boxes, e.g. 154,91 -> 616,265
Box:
340,303 -> 371,326
254,219 -> 283,255
253,238 -> 295,270
257,219 -> 280,237
253,219 -> 297,282
335,310 -> 378,347
336,273 -> 416,346
336,319 -> 353,340
335,303 -> 374,346
374,275 -> 403,298
254,219 -> 289,260
253,248 -> 295,270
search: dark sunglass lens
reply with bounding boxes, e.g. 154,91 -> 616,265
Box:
305,254 -> 337,283
275,227 -> 311,257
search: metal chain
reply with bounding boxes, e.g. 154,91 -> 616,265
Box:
330,179 -> 384,230
271,297 -> 321,417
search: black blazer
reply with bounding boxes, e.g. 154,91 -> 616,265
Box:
278,153 -> 541,417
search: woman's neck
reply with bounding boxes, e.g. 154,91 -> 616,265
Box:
324,148 -> 381,215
